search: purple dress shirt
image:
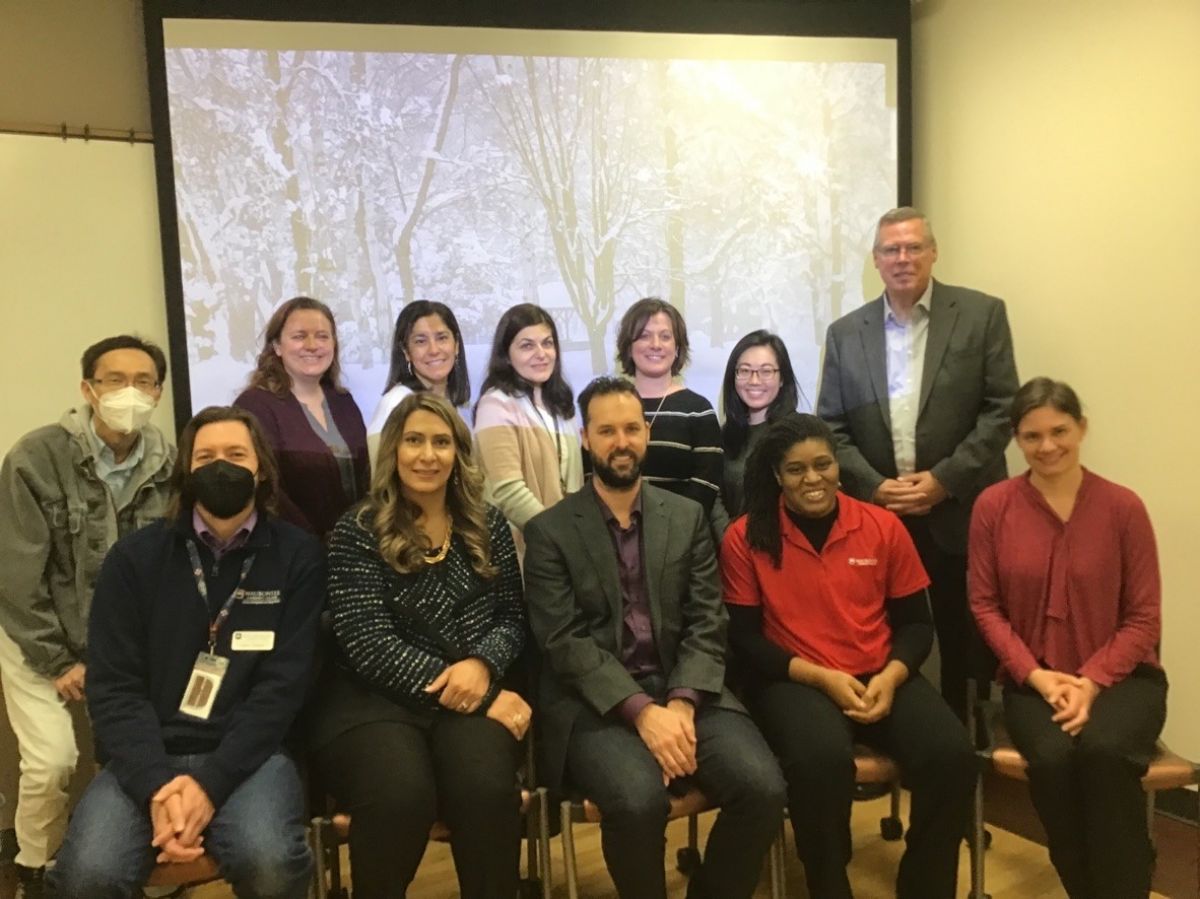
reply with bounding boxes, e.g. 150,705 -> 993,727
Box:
592,486 -> 701,722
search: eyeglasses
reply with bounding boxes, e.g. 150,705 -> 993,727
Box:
734,366 -> 780,383
876,242 -> 929,259
89,375 -> 159,393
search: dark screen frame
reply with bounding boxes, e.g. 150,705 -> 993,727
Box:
144,0 -> 912,431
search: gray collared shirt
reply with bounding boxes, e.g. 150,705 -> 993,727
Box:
883,281 -> 933,475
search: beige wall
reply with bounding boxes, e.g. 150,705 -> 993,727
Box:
913,0 -> 1200,756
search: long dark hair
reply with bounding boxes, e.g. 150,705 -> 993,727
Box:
744,413 -> 838,568
383,300 -> 471,407
167,406 -> 280,519
476,303 -> 575,420
720,330 -> 803,457
247,296 -> 346,397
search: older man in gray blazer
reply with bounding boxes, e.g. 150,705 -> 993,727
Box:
817,207 -> 1019,720
524,376 -> 784,899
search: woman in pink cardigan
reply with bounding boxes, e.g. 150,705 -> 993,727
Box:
968,377 -> 1164,899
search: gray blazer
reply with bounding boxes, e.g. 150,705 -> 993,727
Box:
523,481 -> 742,791
816,280 -> 1019,555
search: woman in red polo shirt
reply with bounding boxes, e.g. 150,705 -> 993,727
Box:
721,412 -> 973,899
969,377 -> 1165,899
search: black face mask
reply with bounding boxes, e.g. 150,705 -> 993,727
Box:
189,460 -> 256,519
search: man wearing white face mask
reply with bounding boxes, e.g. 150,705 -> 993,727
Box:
0,334 -> 175,898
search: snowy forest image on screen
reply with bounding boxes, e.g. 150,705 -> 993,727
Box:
165,42 -> 897,414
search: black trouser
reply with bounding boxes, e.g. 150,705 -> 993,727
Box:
1003,666 -> 1167,899
313,714 -> 524,899
905,519 -> 993,721
750,674 -> 974,899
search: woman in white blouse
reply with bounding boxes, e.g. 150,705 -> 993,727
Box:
368,300 -> 471,468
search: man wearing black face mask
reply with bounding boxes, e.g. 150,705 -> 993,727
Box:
50,406 -> 324,899
0,335 -> 174,898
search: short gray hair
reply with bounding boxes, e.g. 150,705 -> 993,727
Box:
873,206 -> 937,251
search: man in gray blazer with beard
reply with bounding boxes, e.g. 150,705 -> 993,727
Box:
523,376 -> 785,899
817,207 -> 1019,721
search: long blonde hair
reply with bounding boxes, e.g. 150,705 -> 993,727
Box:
360,392 -> 496,577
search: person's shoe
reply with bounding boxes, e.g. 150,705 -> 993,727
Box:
14,863 -> 46,899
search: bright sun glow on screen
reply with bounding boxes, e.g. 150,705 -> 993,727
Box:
162,21 -> 897,416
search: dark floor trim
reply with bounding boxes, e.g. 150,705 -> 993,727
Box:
1156,786 -> 1199,824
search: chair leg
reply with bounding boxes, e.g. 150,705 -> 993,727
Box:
970,771 -> 988,899
560,801 -> 580,899
538,788 -> 553,899
310,817 -> 329,899
1146,789 -> 1156,855
768,820 -> 786,899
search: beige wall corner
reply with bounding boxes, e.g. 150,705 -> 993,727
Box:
914,0 -> 1200,757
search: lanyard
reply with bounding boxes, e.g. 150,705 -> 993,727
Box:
185,540 -> 257,654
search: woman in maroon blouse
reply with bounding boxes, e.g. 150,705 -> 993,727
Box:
969,377 -> 1165,899
235,297 -> 369,541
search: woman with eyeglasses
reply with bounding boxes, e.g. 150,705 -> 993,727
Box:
719,330 -> 803,519
473,304 -> 583,555
235,296 -> 368,541
969,378 -> 1165,899
615,297 -> 725,527
367,300 -> 471,471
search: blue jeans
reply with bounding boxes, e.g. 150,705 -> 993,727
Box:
565,698 -> 786,899
50,752 -> 311,899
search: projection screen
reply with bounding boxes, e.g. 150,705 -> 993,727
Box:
145,4 -> 908,426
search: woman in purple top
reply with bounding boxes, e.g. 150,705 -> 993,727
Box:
235,296 -> 368,541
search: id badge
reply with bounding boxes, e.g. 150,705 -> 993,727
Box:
179,652 -> 228,720
231,630 -> 275,652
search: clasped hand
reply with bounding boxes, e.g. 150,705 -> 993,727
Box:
425,657 -> 491,714
873,472 -> 947,516
1027,668 -> 1100,736
149,775 -> 214,863
635,699 -> 697,785
820,666 -> 903,725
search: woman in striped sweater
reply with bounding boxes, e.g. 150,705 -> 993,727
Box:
473,303 -> 583,554
308,392 -> 529,899
615,297 -> 727,532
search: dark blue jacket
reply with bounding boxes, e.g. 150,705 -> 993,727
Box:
86,512 -> 324,807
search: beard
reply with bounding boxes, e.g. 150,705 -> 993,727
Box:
591,449 -> 642,489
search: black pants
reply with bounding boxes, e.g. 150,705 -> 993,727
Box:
750,674 -> 974,899
313,713 -> 524,899
1004,666 -> 1167,899
906,519 -> 992,721
564,690 -> 786,899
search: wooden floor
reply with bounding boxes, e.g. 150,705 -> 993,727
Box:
179,793 -> 1186,898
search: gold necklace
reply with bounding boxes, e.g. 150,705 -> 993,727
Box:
423,518 -> 453,564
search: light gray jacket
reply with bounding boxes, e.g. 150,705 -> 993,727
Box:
0,407 -> 175,677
